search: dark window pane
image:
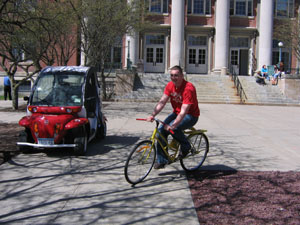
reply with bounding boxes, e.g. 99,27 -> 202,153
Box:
189,49 -> 196,64
150,0 -> 161,12
163,0 -> 168,13
194,0 -> 204,14
188,0 -> 192,14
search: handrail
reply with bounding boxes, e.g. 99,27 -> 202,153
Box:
230,65 -> 248,103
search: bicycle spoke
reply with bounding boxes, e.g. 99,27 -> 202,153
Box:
180,133 -> 209,171
124,140 -> 156,185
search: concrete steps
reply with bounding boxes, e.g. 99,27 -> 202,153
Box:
238,76 -> 300,105
188,75 -> 240,104
114,73 -> 240,104
113,73 -> 300,105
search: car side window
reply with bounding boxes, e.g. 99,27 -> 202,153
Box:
85,73 -> 97,114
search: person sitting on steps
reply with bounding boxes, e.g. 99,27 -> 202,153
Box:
272,65 -> 281,85
255,71 -> 266,85
261,65 -> 269,80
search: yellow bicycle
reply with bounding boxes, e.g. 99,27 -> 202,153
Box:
124,118 -> 209,185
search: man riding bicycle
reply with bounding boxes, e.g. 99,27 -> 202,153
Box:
147,65 -> 200,169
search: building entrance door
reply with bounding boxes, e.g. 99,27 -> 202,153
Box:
229,37 -> 250,75
230,49 -> 249,75
186,47 -> 207,74
230,49 -> 239,75
240,49 -> 249,75
144,35 -> 165,73
186,35 -> 208,74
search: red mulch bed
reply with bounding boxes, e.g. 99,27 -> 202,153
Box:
187,170 -> 300,224
0,105 -> 26,164
0,123 -> 23,165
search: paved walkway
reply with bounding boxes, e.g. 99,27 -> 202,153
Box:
0,101 -> 300,224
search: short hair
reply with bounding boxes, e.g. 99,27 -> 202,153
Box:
170,65 -> 183,74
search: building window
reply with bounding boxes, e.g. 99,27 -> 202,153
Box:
104,38 -> 122,70
230,0 -> 253,16
198,49 -> 206,64
12,48 -> 26,62
230,37 -> 249,48
18,80 -> 31,92
146,0 -> 168,14
231,50 -> 239,65
146,48 -> 154,63
274,0 -> 294,18
146,35 -> 165,45
189,49 -> 196,64
187,0 -> 211,15
272,51 -> 289,67
188,36 -> 207,46
272,39 -> 289,69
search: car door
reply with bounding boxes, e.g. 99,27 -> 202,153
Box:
84,71 -> 98,138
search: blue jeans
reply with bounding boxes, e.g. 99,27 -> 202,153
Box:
156,113 -> 198,164
273,72 -> 281,79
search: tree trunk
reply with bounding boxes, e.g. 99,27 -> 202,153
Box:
11,83 -> 19,110
100,70 -> 107,100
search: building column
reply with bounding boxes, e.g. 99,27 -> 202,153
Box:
126,0 -> 139,69
165,33 -> 170,73
127,32 -> 139,67
258,0 -> 273,69
207,29 -> 215,74
170,0 -> 185,68
249,32 -> 258,75
213,0 -> 230,75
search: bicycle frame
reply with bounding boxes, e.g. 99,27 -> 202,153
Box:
149,120 -> 179,163
137,118 -> 208,163
148,120 -> 207,163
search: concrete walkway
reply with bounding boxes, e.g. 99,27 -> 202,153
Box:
0,101 -> 300,224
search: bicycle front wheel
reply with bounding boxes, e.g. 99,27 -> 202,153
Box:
180,133 -> 209,172
124,140 -> 156,185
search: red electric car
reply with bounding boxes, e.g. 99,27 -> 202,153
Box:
17,66 -> 107,155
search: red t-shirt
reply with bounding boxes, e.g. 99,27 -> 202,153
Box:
164,80 -> 200,117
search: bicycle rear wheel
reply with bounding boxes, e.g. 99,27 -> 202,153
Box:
124,140 -> 156,185
180,133 -> 209,171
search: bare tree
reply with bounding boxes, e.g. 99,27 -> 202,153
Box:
69,0 -> 149,100
0,0 -> 78,109
274,16 -> 300,67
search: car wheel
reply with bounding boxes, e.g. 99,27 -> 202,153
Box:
74,127 -> 88,156
18,130 -> 32,153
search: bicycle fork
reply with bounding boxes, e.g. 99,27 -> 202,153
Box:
136,128 -> 157,164
137,144 -> 153,164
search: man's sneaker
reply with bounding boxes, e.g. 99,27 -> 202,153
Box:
154,162 -> 166,169
178,149 -> 189,160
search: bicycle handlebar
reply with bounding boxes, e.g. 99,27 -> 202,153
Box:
136,118 -> 174,134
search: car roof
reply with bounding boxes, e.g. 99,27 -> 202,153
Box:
41,66 -> 91,74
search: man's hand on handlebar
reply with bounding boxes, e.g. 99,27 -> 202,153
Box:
146,115 -> 154,122
137,117 -> 175,134
164,124 -> 172,132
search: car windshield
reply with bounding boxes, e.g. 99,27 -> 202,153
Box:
31,73 -> 85,106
